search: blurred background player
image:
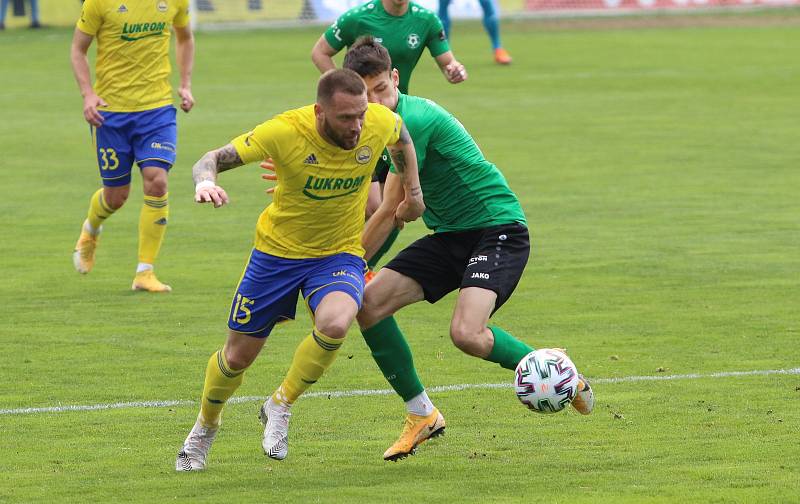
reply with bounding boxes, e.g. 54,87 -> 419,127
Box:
176,69 -> 424,471
70,0 -> 195,292
311,0 -> 467,94
311,0 -> 467,274
0,0 -> 40,29
343,38 -> 593,461
438,0 -> 512,64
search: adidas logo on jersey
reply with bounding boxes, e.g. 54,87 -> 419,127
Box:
303,153 -> 319,165
118,4 -> 128,13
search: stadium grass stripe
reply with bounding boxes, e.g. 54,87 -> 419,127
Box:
1,367 -> 798,416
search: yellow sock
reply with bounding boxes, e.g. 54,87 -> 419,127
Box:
87,189 -> 115,231
138,193 -> 169,264
199,350 -> 245,428
272,328 -> 343,406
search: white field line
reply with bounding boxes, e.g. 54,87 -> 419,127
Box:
2,367 -> 798,416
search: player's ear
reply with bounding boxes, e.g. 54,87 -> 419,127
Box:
314,103 -> 324,120
391,68 -> 399,87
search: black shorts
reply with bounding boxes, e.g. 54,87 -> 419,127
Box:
384,223 -> 530,314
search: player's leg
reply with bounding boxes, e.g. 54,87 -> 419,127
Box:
176,249 -> 301,471
261,253 -> 364,460
358,268 -> 445,461
29,0 -> 39,27
132,106 -> 177,292
451,223 -> 532,368
479,0 -> 511,64
0,0 -> 8,28
438,0 -> 452,38
450,286 -> 532,367
359,234 -> 464,460
176,329 -> 266,472
73,115 -> 134,274
453,224 -> 594,413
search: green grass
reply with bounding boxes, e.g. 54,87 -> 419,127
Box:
1,15 -> 799,503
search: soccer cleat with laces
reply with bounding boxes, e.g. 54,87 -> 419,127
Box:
259,397 -> 291,460
571,375 -> 594,415
383,408 -> 445,461
132,270 -> 172,292
73,220 -> 101,274
494,48 -> 512,65
176,419 -> 219,472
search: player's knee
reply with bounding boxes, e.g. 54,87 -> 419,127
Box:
104,190 -> 128,210
223,348 -> 255,371
315,317 -> 351,339
449,321 -> 483,354
359,291 -> 391,329
143,177 -> 168,197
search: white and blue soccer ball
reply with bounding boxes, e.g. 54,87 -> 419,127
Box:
514,348 -> 579,413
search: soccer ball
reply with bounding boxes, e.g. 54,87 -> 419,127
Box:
514,348 -> 579,413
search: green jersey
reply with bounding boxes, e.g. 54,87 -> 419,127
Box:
324,1 -> 449,93
390,93 -> 527,233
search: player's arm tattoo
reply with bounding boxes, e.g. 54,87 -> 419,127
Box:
192,143 -> 244,185
388,123 -> 412,175
388,123 -> 421,197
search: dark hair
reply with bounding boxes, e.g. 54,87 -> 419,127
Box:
343,36 -> 393,78
317,68 -> 367,104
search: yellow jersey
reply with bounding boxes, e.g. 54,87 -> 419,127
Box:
77,0 -> 190,113
231,103 -> 402,259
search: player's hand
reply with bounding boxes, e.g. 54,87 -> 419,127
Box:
83,93 -> 108,127
444,61 -> 467,84
396,193 -> 425,223
178,87 -> 195,113
260,158 -> 278,194
195,181 -> 229,208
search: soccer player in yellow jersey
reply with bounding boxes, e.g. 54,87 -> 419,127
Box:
70,0 -> 195,292
175,69 -> 425,471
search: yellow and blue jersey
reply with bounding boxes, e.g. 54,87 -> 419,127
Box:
77,0 -> 190,112
231,102 -> 402,259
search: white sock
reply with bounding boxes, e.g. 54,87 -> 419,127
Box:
136,263 -> 154,274
405,390 -> 434,416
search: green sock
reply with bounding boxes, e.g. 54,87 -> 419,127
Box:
367,227 -> 400,269
486,326 -> 534,370
361,316 -> 424,401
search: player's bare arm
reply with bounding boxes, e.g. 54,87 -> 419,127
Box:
387,121 -> 425,221
311,35 -> 340,73
434,51 -> 468,84
70,28 -> 107,127
192,144 -> 243,207
362,172 -> 406,260
174,25 -> 196,113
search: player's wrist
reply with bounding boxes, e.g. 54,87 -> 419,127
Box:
195,180 -> 216,192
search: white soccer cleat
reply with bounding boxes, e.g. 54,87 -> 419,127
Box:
259,397 -> 291,460
175,419 -> 219,471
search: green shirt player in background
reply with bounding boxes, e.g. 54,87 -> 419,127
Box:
311,0 -> 468,94
311,0 -> 468,273
344,37 -> 595,461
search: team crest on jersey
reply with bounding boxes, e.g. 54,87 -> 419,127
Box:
118,4 -> 128,13
355,146 -> 372,164
157,0 -> 168,12
406,33 -> 421,49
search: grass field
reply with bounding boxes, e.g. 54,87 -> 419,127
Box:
1,12 -> 799,503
